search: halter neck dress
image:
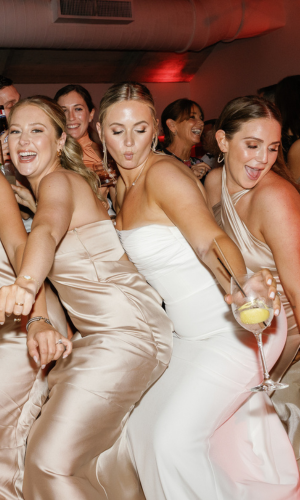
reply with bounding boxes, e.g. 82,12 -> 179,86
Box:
213,166 -> 300,467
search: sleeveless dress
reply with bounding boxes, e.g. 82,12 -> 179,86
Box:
213,166 -> 300,468
23,219 -> 173,500
117,223 -> 300,500
0,241 -> 67,500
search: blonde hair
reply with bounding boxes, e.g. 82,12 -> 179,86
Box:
98,82 -> 158,169
8,96 -> 101,198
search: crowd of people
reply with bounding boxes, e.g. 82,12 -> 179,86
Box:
0,74 -> 299,500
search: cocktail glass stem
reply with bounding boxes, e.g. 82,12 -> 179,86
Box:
255,333 -> 270,381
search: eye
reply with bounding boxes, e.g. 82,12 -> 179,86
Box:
9,129 -> 20,134
112,130 -> 123,135
75,107 -> 83,112
32,128 -> 43,133
247,145 -> 258,149
269,146 -> 279,152
136,129 -> 146,134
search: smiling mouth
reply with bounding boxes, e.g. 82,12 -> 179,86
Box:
67,124 -> 80,129
191,128 -> 201,135
19,152 -> 36,158
245,165 -> 263,180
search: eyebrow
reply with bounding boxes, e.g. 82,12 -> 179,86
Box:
61,103 -> 83,107
109,120 -> 149,127
10,122 -> 46,127
243,136 -> 280,145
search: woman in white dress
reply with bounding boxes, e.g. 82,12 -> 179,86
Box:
96,82 -> 300,499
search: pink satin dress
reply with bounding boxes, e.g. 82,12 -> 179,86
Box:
22,219 -> 173,500
0,242 -> 67,500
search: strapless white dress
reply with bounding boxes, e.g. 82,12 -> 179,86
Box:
117,225 -> 300,500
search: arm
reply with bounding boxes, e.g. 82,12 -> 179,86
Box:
147,162 -> 278,300
259,180 -> 300,328
11,181 -> 37,213
287,139 -> 300,183
204,167 -> 223,209
0,173 -> 71,364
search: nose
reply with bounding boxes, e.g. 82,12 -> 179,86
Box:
68,108 -> 75,121
124,131 -> 134,147
19,131 -> 30,145
256,146 -> 268,164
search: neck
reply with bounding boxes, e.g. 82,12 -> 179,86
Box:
225,163 -> 248,196
118,151 -> 152,188
166,140 -> 192,161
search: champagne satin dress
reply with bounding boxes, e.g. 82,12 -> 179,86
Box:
23,219 -> 173,500
0,242 -> 67,500
213,166 -> 300,468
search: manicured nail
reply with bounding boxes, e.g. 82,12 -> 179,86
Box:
41,364 -> 46,369
270,291 -> 275,299
275,309 -> 279,316
267,279 -> 272,285
0,322 -> 4,326
33,356 -> 38,364
63,353 -> 68,359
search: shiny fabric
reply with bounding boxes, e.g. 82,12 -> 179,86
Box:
23,220 -> 173,500
117,224 -> 300,499
78,132 -> 102,172
0,243 -> 67,500
213,166 -> 300,467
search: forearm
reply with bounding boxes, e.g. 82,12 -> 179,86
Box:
199,234 -> 247,294
16,224 -> 58,295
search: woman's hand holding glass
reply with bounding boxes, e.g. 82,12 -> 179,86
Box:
27,321 -> 72,368
225,268 -> 281,316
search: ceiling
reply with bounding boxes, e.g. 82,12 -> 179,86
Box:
0,0 -> 286,84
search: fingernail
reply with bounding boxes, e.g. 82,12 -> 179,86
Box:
63,353 -> 68,359
267,279 -> 272,285
33,356 -> 38,364
275,309 -> 279,316
270,291 -> 275,299
41,364 -> 46,369
0,322 -> 4,326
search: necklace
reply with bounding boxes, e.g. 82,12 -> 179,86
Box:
130,153 -> 150,187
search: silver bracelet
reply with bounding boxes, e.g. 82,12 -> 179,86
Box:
26,316 -> 53,333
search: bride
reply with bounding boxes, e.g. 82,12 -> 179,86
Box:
96,82 -> 300,499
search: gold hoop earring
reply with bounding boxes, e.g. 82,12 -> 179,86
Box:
217,153 -> 224,164
57,149 -> 62,158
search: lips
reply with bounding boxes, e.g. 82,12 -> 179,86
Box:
18,151 -> 37,162
67,124 -> 80,129
124,152 -> 134,161
191,128 -> 201,135
245,165 -> 262,181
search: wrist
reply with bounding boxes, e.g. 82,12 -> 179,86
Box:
26,316 -> 53,333
16,275 -> 40,294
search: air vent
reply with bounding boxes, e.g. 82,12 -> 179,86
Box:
51,0 -> 134,24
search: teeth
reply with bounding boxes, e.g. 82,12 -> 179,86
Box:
192,129 -> 201,134
68,125 -> 79,129
20,152 -> 36,157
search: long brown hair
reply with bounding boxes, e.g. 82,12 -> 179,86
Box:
8,96 -> 101,197
214,95 -> 297,188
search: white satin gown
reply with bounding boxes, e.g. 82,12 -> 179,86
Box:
117,225 -> 300,500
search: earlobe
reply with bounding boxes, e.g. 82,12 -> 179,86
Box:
166,118 -> 176,134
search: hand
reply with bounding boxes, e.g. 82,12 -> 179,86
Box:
225,268 -> 281,316
27,322 -> 72,368
11,181 -> 37,213
191,162 -> 211,180
0,131 -> 10,163
0,283 -> 36,324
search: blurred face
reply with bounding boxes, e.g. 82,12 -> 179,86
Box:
0,85 -> 20,116
8,104 -> 65,180
173,105 -> 204,146
57,91 -> 94,140
97,100 -> 155,171
216,118 -> 281,191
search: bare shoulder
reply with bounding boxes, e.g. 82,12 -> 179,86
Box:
288,138 -> 300,158
204,167 -> 222,207
252,170 -> 300,214
146,154 -> 197,184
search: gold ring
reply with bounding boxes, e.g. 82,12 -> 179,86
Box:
14,317 -> 21,322
15,302 -> 24,306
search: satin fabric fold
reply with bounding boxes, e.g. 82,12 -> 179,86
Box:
0,243 -> 67,500
78,132 -> 102,172
213,166 -> 300,467
23,219 -> 173,500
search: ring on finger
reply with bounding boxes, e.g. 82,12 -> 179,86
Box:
55,339 -> 67,350
14,317 -> 22,322
15,302 -> 24,306
276,291 -> 282,297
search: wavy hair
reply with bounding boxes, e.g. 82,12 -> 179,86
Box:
8,96 -> 101,197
